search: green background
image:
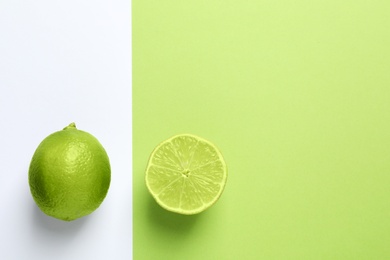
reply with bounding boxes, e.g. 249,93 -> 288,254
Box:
133,1 -> 390,259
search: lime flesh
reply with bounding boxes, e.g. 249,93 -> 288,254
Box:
145,134 -> 227,215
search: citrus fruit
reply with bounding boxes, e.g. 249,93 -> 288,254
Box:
28,123 -> 111,221
145,134 -> 227,215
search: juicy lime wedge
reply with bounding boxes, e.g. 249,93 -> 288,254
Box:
145,134 -> 227,215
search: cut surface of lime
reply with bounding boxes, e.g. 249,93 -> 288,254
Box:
145,134 -> 227,215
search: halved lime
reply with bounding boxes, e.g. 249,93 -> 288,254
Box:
145,134 -> 227,215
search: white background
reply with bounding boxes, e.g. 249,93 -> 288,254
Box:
0,1 -> 132,259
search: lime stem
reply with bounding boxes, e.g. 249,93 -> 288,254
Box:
63,122 -> 77,130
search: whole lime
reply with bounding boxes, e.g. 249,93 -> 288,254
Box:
29,123 -> 111,221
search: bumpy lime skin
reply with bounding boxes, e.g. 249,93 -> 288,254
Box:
29,124 -> 111,221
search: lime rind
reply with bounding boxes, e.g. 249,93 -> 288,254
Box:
29,124 -> 111,221
145,134 -> 227,215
